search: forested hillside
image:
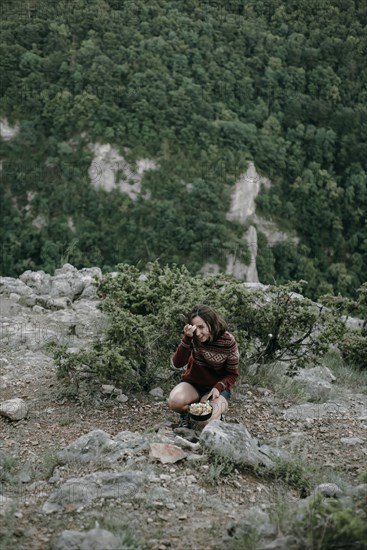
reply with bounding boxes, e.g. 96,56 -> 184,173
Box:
1,0 -> 366,300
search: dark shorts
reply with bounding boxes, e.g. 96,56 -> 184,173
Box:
187,382 -> 231,402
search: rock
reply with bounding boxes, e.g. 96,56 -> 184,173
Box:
258,444 -> 291,461
51,530 -> 84,550
19,270 -> 52,295
32,305 -> 45,314
101,384 -> 115,395
340,437 -> 364,445
0,495 -> 14,516
43,471 -> 144,513
293,368 -> 333,401
199,421 -> 275,469
347,484 -> 367,498
230,506 -> 276,538
284,401 -> 347,421
150,443 -> 187,464
259,536 -> 300,550
149,387 -> 164,398
312,483 -> 343,498
57,429 -> 150,464
80,529 -> 120,550
0,397 -> 28,420
0,277 -> 34,297
116,393 -> 129,403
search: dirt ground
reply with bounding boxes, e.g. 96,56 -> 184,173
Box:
1,349 -> 366,550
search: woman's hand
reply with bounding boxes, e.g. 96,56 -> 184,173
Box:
184,324 -> 197,337
206,387 -> 220,401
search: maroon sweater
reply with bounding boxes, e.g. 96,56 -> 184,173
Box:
172,331 -> 239,393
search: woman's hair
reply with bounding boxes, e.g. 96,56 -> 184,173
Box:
188,304 -> 227,342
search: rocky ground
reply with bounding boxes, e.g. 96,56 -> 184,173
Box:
1,267 -> 366,550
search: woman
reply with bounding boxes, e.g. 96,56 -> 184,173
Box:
168,304 -> 239,428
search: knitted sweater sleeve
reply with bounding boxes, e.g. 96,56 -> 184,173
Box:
213,336 -> 239,392
172,335 -> 192,368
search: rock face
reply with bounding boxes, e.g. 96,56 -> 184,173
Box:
0,264 -> 107,356
88,142 -> 156,200
225,161 -> 298,283
0,118 -> 19,140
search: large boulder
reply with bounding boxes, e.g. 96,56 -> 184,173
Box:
199,420 -> 275,470
293,366 -> 336,401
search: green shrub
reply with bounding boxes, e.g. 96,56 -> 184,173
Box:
52,262 -> 346,391
296,497 -> 367,550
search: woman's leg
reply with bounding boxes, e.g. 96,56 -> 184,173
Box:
167,382 -> 200,413
196,392 -> 229,427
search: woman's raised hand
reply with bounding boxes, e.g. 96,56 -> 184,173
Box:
184,324 -> 197,337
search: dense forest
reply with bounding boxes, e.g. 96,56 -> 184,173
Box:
1,0 -> 366,300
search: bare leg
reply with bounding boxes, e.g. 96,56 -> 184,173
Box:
196,392 -> 229,428
167,382 -> 200,413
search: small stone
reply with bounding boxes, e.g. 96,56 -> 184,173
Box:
340,437 -> 364,445
0,398 -> 28,420
101,385 -> 115,395
313,483 -> 343,498
150,443 -> 187,464
116,394 -> 128,403
149,387 -> 164,398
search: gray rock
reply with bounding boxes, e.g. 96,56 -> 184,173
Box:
258,444 -> 291,461
19,270 -> 52,295
0,495 -> 15,516
284,401 -> 347,421
149,387 -> 164,398
259,536 -> 300,550
101,384 -> 115,395
346,483 -> 367,498
293,368 -> 333,401
32,305 -> 45,314
199,421 -> 275,469
116,393 -> 129,403
54,263 -> 78,276
235,506 -> 276,537
57,429 -> 149,464
0,277 -> 34,297
312,483 -> 343,498
340,437 -> 364,445
80,285 -> 98,300
50,279 -> 74,300
42,471 -> 144,513
80,529 -> 120,550
0,397 -> 28,420
52,530 -> 84,550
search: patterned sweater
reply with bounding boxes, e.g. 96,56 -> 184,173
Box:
172,331 -> 239,393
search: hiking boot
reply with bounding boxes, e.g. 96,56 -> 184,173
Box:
178,412 -> 191,429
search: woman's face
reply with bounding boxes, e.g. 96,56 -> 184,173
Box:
191,315 -> 210,343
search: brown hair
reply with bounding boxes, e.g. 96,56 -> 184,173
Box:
188,304 -> 227,342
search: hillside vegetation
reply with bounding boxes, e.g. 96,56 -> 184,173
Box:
1,0 -> 366,300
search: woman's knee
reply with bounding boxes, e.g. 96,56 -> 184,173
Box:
167,391 -> 186,411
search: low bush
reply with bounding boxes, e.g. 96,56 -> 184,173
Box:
50,262 -> 360,392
